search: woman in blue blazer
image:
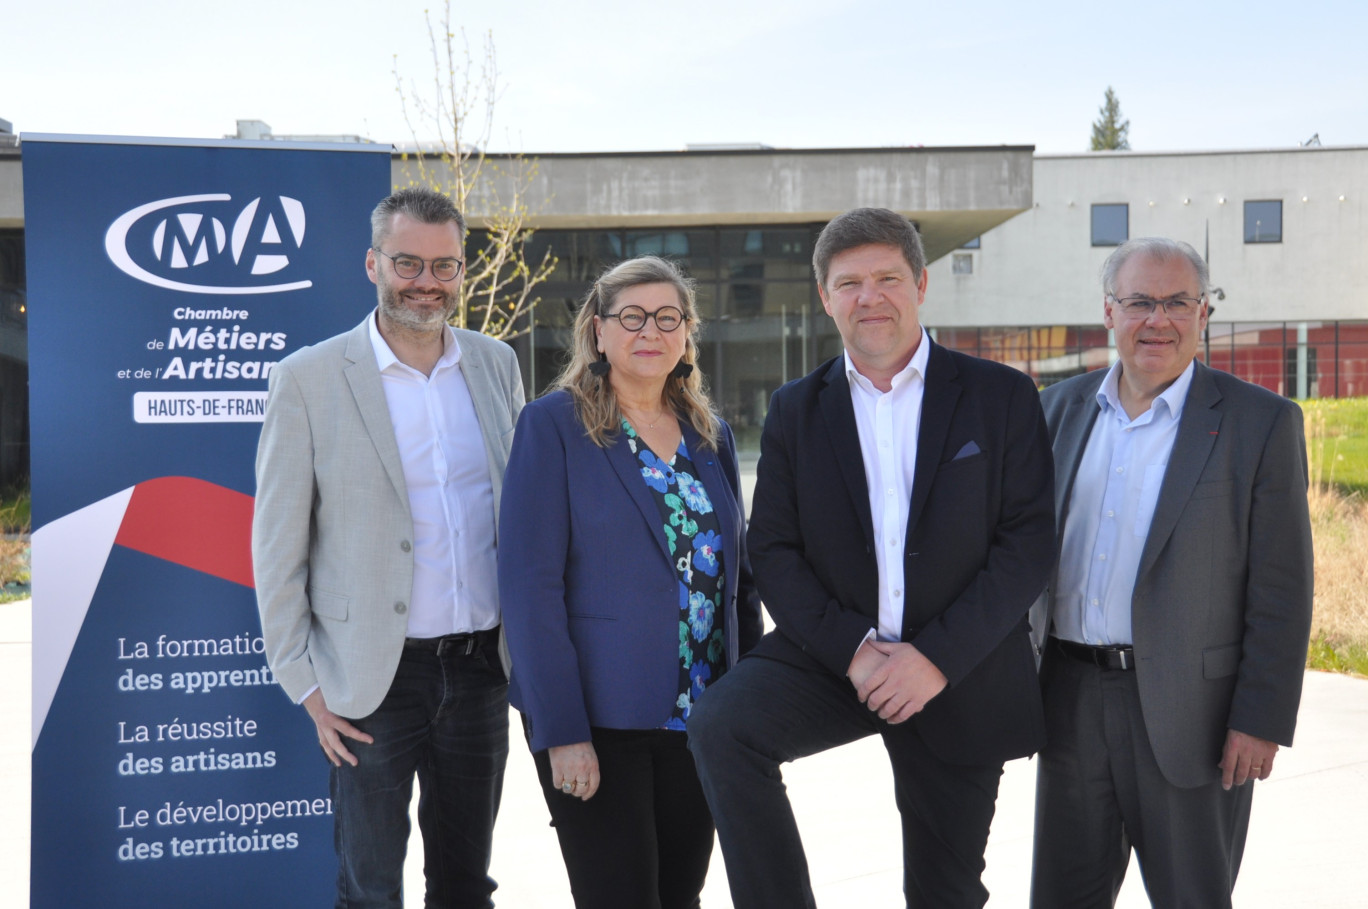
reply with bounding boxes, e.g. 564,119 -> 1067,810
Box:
499,256 -> 762,908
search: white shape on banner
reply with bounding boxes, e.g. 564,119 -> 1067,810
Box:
105,193 -> 312,294
259,214 -> 281,244
31,486 -> 137,747
132,392 -> 268,423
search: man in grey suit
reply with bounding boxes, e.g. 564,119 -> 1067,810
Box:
253,188 -> 524,908
1029,237 -> 1313,908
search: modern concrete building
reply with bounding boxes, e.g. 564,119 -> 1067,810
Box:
1,134 -> 1365,481
922,146 -> 1368,400
420,145 -> 1034,452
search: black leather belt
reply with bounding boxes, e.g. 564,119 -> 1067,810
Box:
1051,636 -> 1135,671
404,627 -> 499,656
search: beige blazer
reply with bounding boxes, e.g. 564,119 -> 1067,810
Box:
252,314 -> 524,719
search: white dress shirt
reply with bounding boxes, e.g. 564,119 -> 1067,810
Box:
846,337 -> 930,643
1052,359 -> 1196,645
368,314 -> 500,638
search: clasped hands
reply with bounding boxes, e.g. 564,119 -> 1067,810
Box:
848,639 -> 948,724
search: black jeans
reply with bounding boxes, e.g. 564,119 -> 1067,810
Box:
331,633 -> 509,909
530,725 -> 714,909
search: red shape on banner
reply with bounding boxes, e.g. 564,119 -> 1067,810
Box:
114,476 -> 256,588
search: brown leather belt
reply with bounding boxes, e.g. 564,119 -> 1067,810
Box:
1051,636 -> 1135,671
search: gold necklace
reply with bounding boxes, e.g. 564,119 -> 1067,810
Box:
622,405 -> 667,430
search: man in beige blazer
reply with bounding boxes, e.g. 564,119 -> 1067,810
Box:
1029,237 -> 1313,908
253,188 -> 524,908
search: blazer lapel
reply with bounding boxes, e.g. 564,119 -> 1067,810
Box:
685,424 -> 739,568
1136,362 -> 1223,579
907,342 -> 961,533
1053,374 -> 1105,527
453,334 -> 507,523
818,359 -> 875,550
343,317 -> 409,508
603,428 -> 676,567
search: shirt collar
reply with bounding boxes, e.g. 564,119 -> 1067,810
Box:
1097,357 -> 1196,423
367,309 -> 462,374
844,333 -> 931,394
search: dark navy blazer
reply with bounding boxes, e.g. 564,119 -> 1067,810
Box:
746,343 -> 1056,766
498,390 -> 763,753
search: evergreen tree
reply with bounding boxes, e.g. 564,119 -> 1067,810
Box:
1090,87 -> 1131,151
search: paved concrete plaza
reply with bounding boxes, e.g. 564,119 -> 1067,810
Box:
3,597 -> 1365,907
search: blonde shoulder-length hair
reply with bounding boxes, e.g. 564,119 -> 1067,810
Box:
553,255 -> 720,449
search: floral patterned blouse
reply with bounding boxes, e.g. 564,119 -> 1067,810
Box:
622,419 -> 727,731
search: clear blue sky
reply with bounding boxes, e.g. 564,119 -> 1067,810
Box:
6,0 -> 1365,154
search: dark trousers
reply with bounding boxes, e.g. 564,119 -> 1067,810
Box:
530,726 -> 715,909
331,632 -> 509,909
687,656 -> 1005,909
1031,646 -> 1254,909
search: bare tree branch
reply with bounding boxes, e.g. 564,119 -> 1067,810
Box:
391,0 -> 555,339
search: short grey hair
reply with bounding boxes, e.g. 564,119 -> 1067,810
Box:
1101,237 -> 1210,297
813,207 -> 926,289
370,188 -> 466,248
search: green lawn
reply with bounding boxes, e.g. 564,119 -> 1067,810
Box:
1301,397 -> 1368,495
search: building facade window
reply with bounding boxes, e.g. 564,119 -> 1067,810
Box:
476,225 -> 825,453
1244,200 -> 1283,243
472,227 -> 1363,455
960,236 -> 981,249
1090,203 -> 1129,246
952,253 -> 974,275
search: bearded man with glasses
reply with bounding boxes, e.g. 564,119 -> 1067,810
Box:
254,187 -> 525,907
1028,237 -> 1314,907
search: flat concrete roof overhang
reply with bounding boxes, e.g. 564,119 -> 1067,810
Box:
393,145 -> 1035,264
0,143 -> 1034,263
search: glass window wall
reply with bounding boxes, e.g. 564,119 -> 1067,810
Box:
477,226 -> 1365,457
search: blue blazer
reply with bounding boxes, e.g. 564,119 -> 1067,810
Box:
498,390 -> 763,752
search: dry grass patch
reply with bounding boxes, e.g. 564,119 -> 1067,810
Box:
1306,485 -> 1368,676
0,537 -> 28,603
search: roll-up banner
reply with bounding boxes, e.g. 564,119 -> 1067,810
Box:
24,135 -> 391,906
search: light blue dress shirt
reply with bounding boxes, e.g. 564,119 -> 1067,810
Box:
1051,360 -> 1196,646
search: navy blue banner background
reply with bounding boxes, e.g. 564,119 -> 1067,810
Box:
25,137 -> 390,907
25,138 -> 386,527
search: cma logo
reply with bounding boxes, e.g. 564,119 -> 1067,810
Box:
105,194 -> 313,295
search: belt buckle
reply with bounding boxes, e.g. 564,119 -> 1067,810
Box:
1098,646 -> 1132,671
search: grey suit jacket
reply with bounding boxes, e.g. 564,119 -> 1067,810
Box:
253,313 -> 524,719
1030,361 -> 1313,787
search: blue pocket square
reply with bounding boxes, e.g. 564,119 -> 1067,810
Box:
952,440 -> 982,460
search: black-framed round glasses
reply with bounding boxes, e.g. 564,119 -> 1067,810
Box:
1108,294 -> 1206,320
377,250 -> 465,282
603,305 -> 686,332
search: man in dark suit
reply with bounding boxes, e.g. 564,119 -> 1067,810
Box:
688,207 -> 1056,908
1028,237 -> 1314,908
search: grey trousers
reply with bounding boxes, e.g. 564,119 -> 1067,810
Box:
1030,647 -> 1254,909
